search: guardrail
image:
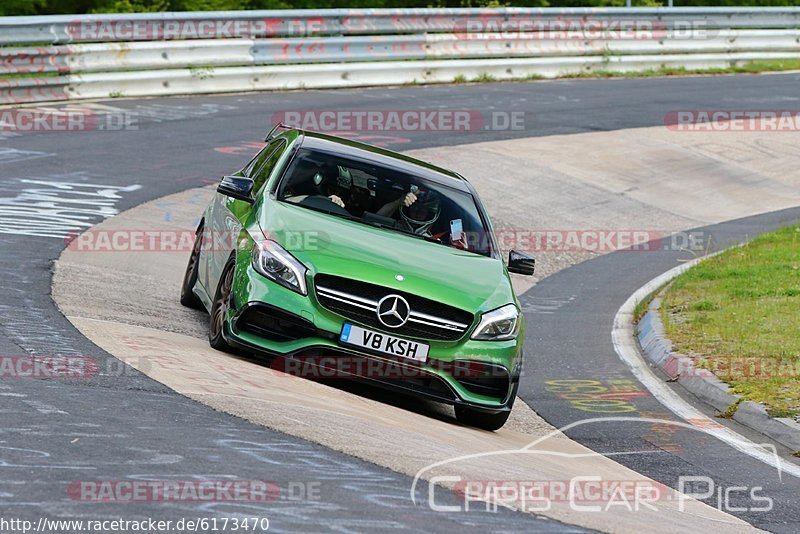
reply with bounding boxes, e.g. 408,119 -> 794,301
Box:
1,7 -> 799,104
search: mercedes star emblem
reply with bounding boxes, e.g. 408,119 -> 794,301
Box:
376,294 -> 410,328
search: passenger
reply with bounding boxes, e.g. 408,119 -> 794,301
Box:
284,165 -> 346,208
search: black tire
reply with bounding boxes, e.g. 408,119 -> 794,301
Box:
208,259 -> 236,353
454,383 -> 518,431
180,226 -> 205,310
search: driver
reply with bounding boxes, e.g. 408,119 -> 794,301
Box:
376,190 -> 416,218
286,167 -> 441,237
381,188 -> 441,237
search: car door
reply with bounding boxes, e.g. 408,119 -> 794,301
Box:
203,138 -> 289,294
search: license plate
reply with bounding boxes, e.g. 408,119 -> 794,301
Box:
339,323 -> 429,363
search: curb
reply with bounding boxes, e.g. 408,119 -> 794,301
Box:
637,290 -> 800,453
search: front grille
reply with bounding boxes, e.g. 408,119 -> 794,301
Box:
314,274 -> 474,341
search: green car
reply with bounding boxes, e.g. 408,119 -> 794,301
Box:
181,125 -> 535,430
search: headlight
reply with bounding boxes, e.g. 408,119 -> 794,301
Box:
471,304 -> 519,341
251,240 -> 308,295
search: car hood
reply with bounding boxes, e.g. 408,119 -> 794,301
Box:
261,200 -> 515,313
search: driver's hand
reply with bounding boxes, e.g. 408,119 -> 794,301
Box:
328,195 -> 345,208
402,192 -> 417,207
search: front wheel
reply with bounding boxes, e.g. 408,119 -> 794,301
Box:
209,259 -> 236,353
454,383 -> 517,431
454,406 -> 511,431
180,227 -> 204,310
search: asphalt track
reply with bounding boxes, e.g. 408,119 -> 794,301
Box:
1,74 -> 800,531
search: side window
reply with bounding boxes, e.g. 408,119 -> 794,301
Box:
241,147 -> 265,178
250,139 -> 287,195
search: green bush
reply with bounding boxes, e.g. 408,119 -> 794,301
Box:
11,0 -> 800,16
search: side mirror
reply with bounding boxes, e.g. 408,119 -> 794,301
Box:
508,250 -> 535,276
217,175 -> 254,203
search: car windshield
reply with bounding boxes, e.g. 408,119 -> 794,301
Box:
277,148 -> 493,257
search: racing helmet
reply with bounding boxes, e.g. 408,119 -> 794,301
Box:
400,188 -> 441,235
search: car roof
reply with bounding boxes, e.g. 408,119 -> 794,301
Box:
291,130 -> 472,193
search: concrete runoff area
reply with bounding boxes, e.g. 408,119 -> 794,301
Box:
53,123 -> 800,531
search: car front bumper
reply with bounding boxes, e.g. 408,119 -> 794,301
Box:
225,262 -> 523,411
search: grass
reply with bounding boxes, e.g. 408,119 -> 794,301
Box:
0,71 -> 62,80
474,58 -> 800,83
188,65 -> 215,80
718,398 -> 743,419
471,72 -> 496,83
727,58 -> 800,74
559,59 -> 800,80
455,72 -> 541,84
661,225 -> 800,418
633,288 -> 659,324
3,57 -> 800,87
